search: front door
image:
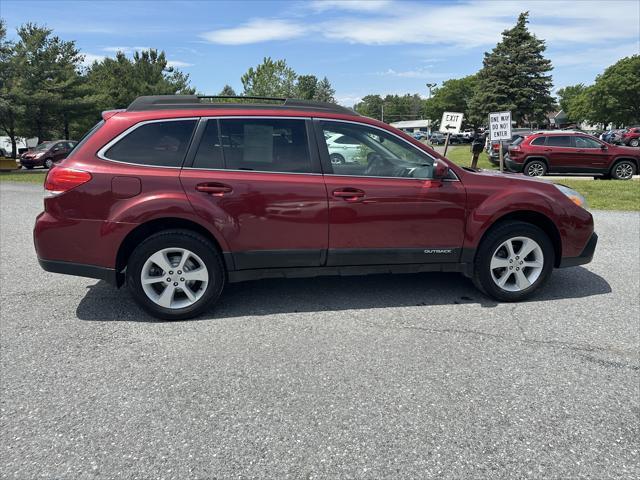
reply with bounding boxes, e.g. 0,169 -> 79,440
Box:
180,117 -> 328,270
572,135 -> 609,171
315,119 -> 466,266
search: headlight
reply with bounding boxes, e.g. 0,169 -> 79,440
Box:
34,152 -> 44,158
555,184 -> 588,209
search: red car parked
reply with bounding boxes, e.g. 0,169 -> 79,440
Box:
507,132 -> 639,179
20,140 -> 77,169
620,127 -> 640,147
34,96 -> 597,320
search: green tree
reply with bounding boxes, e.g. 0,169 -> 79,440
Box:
296,74 -> 318,100
470,12 -> 554,126
241,57 -> 297,97
86,49 -> 194,111
354,94 -> 384,119
218,84 -> 236,96
0,19 -> 21,157
355,94 -> 424,122
313,76 -> 335,103
589,55 -> 639,126
424,75 -> 478,127
9,23 -> 87,141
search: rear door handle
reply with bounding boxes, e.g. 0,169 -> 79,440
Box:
332,188 -> 365,202
196,182 -> 233,196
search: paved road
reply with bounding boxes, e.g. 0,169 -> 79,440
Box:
1,182 -> 638,479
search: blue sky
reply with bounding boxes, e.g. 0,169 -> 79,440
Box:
2,0 -> 639,106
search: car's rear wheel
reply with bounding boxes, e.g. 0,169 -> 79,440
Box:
126,230 -> 225,320
330,153 -> 345,165
629,139 -> 639,147
524,160 -> 547,177
611,160 -> 636,180
472,222 -> 554,302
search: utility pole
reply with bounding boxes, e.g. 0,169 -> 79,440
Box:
381,103 -> 384,122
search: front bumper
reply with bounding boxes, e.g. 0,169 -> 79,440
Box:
559,232 -> 598,268
20,157 -> 43,167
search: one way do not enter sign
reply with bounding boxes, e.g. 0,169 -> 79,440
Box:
439,112 -> 464,135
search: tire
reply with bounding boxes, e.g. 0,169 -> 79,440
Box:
44,158 -> 53,169
330,153 -> 345,165
472,221 -> 555,302
524,159 -> 547,177
126,229 -> 225,320
24,165 -> 34,170
629,139 -> 639,147
610,160 -> 636,180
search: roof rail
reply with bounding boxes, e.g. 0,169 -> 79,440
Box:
126,95 -> 358,116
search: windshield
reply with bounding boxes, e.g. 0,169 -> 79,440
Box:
511,136 -> 525,146
66,120 -> 105,159
35,142 -> 55,151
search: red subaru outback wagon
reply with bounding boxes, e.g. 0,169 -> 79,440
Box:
34,96 -> 597,320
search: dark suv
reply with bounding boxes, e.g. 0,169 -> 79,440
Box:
20,140 -> 77,169
34,96 -> 597,320
507,132 -> 639,179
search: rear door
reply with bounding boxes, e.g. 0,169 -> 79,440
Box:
315,119 -> 466,266
180,117 -> 329,270
543,135 -> 574,172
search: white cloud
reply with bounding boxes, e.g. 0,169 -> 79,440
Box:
378,67 -> 452,79
166,60 -> 194,68
198,0 -> 638,50
200,19 -> 305,45
309,0 -> 392,12
102,46 -> 151,54
81,53 -> 105,67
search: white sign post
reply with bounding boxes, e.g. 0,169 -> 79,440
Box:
489,111 -> 512,172
439,111 -> 464,157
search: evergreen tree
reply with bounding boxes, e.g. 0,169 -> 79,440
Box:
86,49 -> 194,111
218,84 -> 236,96
313,77 -> 335,103
0,19 -> 21,157
470,12 -> 554,126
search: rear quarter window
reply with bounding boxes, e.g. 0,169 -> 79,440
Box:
103,119 -> 197,167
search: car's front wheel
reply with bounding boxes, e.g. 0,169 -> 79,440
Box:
126,230 -> 225,320
472,222 -> 554,302
611,160 -> 636,180
44,158 -> 53,169
524,160 -> 547,177
629,139 -> 639,147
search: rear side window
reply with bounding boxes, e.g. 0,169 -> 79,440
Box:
192,120 -> 224,169
219,118 -> 312,173
530,137 -> 546,146
545,136 -> 572,147
104,120 -> 197,167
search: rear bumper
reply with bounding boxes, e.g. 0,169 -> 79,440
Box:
38,258 -> 119,285
559,232 -> 598,268
505,156 -> 524,172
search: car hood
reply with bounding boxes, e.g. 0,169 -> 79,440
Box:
610,145 -> 640,154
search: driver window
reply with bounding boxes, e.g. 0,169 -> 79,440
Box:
575,136 -> 601,149
319,121 -> 434,179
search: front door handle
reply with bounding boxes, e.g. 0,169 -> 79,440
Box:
332,188 -> 365,202
196,182 -> 233,196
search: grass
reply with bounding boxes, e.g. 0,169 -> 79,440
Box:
0,170 -> 46,184
1,150 -> 638,210
549,179 -> 640,211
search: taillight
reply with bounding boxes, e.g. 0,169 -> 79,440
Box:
492,142 -> 500,151
44,167 -> 92,195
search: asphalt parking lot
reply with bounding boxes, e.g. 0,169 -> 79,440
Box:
1,182 -> 638,479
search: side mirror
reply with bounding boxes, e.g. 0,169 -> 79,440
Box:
601,144 -> 608,150
433,160 -> 449,179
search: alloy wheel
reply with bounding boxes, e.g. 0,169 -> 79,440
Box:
140,248 -> 209,309
526,162 -> 545,176
490,236 -> 544,292
615,163 -> 634,179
